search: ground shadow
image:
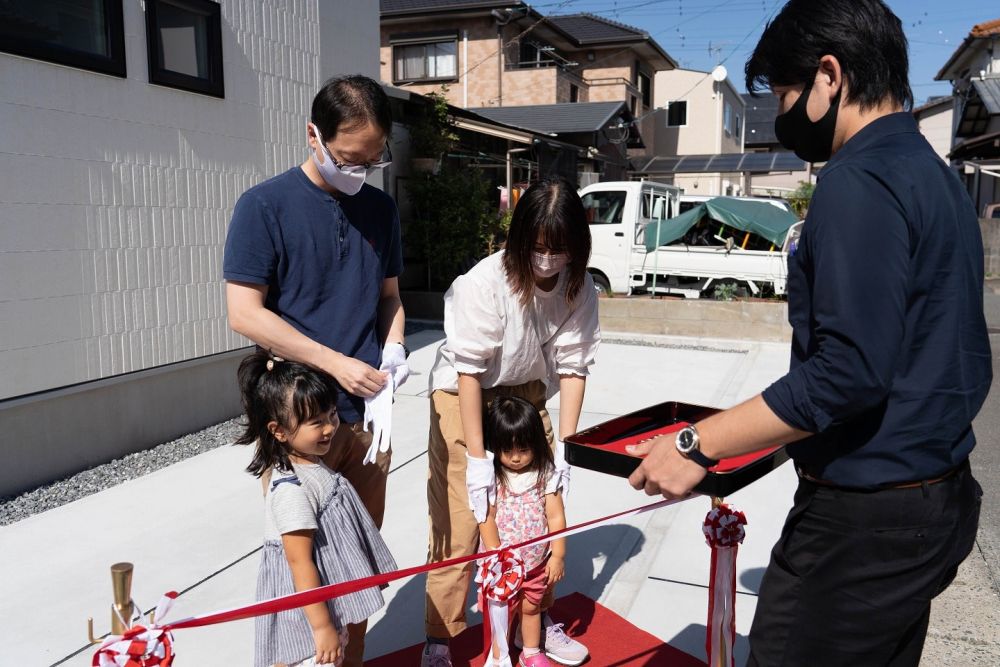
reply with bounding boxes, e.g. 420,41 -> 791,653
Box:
739,566 -> 766,595
670,623 -> 750,666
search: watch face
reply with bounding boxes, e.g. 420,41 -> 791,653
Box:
677,428 -> 695,453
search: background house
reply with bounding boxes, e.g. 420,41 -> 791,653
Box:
913,96 -> 955,162
379,0 -> 675,180
936,17 -> 1000,215
0,0 -> 381,497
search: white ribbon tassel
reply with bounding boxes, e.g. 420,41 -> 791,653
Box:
708,545 -> 737,667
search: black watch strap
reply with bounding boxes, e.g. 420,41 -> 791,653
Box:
685,447 -> 719,469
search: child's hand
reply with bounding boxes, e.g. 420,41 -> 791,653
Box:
545,555 -> 565,585
312,623 -> 343,666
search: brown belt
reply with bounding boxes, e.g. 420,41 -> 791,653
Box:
797,462 -> 965,491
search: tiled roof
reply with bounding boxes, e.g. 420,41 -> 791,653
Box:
547,13 -> 645,44
973,78 -> 1000,115
380,0 -> 520,15
470,101 -> 628,134
970,18 -> 1000,38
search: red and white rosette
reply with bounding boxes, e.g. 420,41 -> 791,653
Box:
703,504 -> 747,667
475,548 -> 526,667
93,593 -> 178,667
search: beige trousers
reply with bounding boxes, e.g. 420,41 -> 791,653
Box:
424,380 -> 555,638
321,422 -> 390,667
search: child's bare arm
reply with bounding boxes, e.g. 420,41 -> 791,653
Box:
480,502 -> 502,550
282,530 -> 342,663
544,492 -> 567,583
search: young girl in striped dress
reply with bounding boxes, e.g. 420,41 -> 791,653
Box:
236,350 -> 397,667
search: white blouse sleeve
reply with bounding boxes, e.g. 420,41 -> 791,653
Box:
447,273 -> 504,375
543,466 -> 561,495
550,274 -> 601,377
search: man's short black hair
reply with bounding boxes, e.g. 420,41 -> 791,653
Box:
311,74 -> 392,140
745,0 -> 913,111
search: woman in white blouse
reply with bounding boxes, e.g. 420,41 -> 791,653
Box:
421,179 -> 600,667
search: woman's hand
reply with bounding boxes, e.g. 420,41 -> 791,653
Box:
312,623 -> 343,666
465,451 -> 497,523
545,555 -> 565,585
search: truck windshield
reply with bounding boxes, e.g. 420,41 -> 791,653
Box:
582,191 -> 627,225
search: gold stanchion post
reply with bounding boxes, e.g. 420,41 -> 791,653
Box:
87,562 -> 135,644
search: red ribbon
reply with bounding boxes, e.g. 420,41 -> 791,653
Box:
703,504 -> 747,667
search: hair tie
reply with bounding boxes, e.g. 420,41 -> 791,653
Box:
266,355 -> 285,371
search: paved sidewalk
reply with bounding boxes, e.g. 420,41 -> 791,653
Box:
2,328 -> 994,665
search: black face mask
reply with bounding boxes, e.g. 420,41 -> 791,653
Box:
774,83 -> 842,163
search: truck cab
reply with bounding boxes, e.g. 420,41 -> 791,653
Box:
580,181 -> 680,294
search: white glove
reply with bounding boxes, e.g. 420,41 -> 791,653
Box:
466,452 -> 497,524
379,342 -> 410,390
554,438 -> 571,504
362,377 -> 394,465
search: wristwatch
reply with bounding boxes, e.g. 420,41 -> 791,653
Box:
675,424 -> 719,469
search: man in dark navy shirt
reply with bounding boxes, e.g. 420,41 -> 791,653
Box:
628,1 -> 990,664
223,75 -> 405,667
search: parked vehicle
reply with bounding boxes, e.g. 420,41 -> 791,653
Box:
581,181 -> 803,298
678,193 -> 794,215
983,202 -> 1000,219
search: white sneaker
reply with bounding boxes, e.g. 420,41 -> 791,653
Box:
542,616 -> 588,666
420,642 -> 453,667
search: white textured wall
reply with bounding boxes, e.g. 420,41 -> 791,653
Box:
916,105 -> 954,163
0,0 -> 379,400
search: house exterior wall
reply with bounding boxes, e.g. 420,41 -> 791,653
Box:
916,104 -> 956,162
0,0 -> 379,495
654,69 -> 744,156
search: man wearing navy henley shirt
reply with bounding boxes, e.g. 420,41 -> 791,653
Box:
628,1 -> 991,664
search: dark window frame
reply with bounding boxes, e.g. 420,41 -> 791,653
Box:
637,71 -> 651,108
391,39 -> 459,84
0,0 -> 126,77
569,83 -> 579,103
667,100 -> 688,127
145,0 -> 225,98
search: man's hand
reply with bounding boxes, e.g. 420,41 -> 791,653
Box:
330,354 -> 388,398
627,435 -> 707,499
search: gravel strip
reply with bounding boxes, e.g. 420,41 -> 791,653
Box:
0,419 -> 244,527
0,322 -> 443,527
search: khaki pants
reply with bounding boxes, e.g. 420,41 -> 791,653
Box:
424,380 -> 555,638
321,422 -> 390,667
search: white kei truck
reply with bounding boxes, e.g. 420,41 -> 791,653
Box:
581,181 -> 803,298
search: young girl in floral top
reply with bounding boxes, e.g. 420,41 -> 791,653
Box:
481,396 -> 568,667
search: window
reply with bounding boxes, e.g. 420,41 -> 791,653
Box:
145,0 -> 224,97
724,102 -> 733,136
631,95 -> 638,116
570,84 -> 579,103
637,71 -> 651,108
667,101 -> 687,127
735,112 -> 742,139
581,191 -> 627,225
393,40 -> 457,82
518,40 -> 556,68
0,0 -> 126,77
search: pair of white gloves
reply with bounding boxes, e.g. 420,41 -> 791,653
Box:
362,342 -> 409,465
465,439 -> 572,523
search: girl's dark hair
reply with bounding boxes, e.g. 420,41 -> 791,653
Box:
502,178 -> 592,306
484,396 -> 554,490
745,0 -> 912,112
235,350 -> 339,477
311,74 -> 392,141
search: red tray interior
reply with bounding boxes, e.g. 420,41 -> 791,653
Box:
572,422 -> 782,473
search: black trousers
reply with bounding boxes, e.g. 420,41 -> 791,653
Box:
747,462 -> 982,667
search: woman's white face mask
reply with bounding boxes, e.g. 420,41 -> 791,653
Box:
531,252 -> 569,278
309,123 -> 367,196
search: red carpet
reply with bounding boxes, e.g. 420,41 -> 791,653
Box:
365,592 -> 705,666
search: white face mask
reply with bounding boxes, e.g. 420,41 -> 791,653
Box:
532,252 -> 569,278
309,123 -> 367,196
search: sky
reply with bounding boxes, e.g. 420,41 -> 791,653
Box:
532,0 -> 999,106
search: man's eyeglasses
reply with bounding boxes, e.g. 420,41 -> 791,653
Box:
328,145 -> 393,174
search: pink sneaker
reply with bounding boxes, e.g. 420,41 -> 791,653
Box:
519,652 -> 554,667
